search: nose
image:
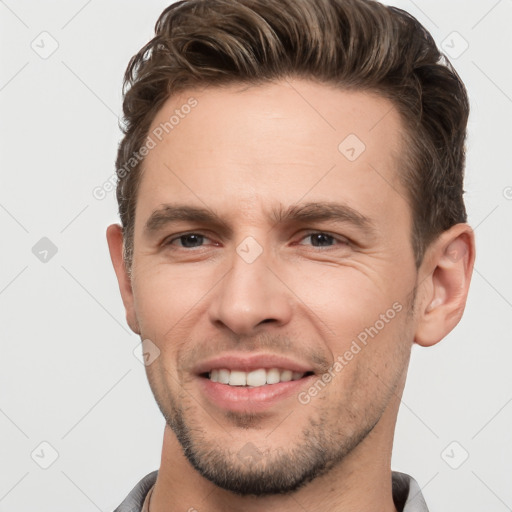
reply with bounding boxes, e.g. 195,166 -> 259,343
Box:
209,244 -> 293,336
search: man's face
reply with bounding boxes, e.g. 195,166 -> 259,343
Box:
126,79 -> 419,494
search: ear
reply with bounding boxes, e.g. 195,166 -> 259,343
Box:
414,223 -> 475,347
106,224 -> 140,334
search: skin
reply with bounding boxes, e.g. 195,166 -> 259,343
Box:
107,78 -> 475,512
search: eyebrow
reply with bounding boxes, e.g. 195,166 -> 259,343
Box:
144,204 -> 231,235
269,201 -> 375,234
143,201 -> 376,236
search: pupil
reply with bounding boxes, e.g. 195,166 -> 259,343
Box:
312,233 -> 333,246
181,234 -> 203,247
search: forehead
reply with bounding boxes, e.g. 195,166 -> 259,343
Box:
137,79 -> 409,229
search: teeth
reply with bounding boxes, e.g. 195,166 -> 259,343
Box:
266,368 -> 280,384
247,369 -> 266,387
208,368 -> 307,387
229,370 -> 247,386
218,368 -> 230,384
280,370 -> 292,382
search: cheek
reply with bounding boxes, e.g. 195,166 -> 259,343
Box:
284,264 -> 397,339
284,263 -> 413,390
132,265 -> 216,340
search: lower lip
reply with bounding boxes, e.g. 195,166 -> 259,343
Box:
198,375 -> 316,413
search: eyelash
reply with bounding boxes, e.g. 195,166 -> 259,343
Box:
164,231 -> 350,249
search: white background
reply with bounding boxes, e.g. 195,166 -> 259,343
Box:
0,0 -> 511,510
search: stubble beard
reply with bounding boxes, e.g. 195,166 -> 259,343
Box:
152,383 -> 382,496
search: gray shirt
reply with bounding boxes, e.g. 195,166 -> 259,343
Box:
114,470 -> 429,511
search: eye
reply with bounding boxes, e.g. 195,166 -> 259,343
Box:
166,232 -> 212,248
298,232 -> 348,248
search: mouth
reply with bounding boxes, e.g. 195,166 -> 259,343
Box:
194,354 -> 318,412
198,370 -> 316,413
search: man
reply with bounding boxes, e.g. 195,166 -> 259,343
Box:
107,0 -> 475,510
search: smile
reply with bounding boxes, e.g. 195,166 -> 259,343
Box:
206,368 -> 314,387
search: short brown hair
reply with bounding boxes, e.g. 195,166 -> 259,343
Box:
116,0 -> 469,268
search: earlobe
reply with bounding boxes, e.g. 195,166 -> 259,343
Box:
414,224 -> 475,347
106,224 -> 140,334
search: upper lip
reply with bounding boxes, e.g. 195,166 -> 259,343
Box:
193,353 -> 316,375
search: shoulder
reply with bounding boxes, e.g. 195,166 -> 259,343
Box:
113,470 -> 158,512
392,471 -> 430,512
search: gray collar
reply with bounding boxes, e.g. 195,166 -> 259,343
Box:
114,470 -> 429,511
